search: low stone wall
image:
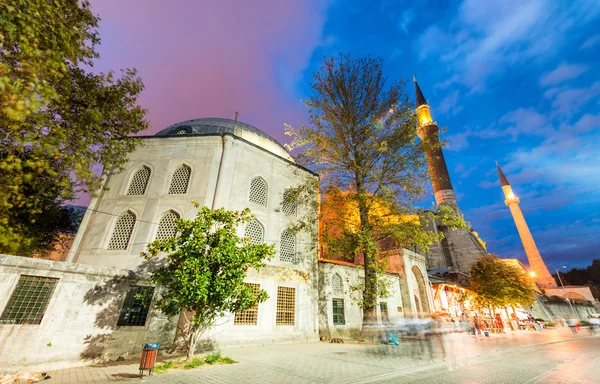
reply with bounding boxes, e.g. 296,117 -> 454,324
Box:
530,298 -> 597,321
0,255 -> 177,372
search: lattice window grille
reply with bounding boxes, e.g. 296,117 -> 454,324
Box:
168,165 -> 191,194
108,211 -> 136,250
126,167 -> 151,195
282,189 -> 297,216
332,273 -> 343,295
276,286 -> 295,326
117,286 -> 154,326
249,177 -> 268,206
0,275 -> 59,325
155,211 -> 180,241
332,298 -> 345,325
244,220 -> 264,244
234,283 -> 260,325
279,230 -> 296,263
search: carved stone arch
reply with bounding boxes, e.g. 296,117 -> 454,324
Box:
411,265 -> 430,316
332,273 -> 343,295
249,176 -> 268,207
244,219 -> 264,244
155,210 -> 181,240
167,162 -> 193,195
125,163 -> 154,195
107,209 -> 138,250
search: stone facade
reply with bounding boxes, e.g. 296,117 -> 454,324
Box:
318,249 -> 433,338
0,255 -> 177,372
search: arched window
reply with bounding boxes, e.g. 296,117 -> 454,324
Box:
279,229 -> 296,263
155,211 -> 180,240
244,219 -> 264,244
168,165 -> 191,194
249,177 -> 268,206
108,211 -> 136,250
282,189 -> 297,216
332,273 -> 343,295
126,166 -> 151,195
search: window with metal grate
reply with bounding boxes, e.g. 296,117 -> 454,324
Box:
168,165 -> 191,194
279,229 -> 296,263
108,211 -> 136,250
332,273 -> 343,295
0,275 -> 58,325
380,302 -> 389,323
234,283 -> 260,325
126,166 -> 151,195
244,219 -> 264,244
275,286 -> 295,326
249,177 -> 268,206
117,286 -> 154,326
155,211 -> 180,241
332,298 -> 345,325
281,189 -> 297,216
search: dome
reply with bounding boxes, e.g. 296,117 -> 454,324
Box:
155,117 -> 293,162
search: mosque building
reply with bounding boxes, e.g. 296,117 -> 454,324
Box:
0,117 -> 432,371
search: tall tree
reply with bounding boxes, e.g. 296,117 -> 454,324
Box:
142,204 -> 275,360
469,256 -> 537,324
286,54 -> 463,328
0,0 -> 148,254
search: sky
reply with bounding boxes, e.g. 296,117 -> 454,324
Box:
89,0 -> 600,269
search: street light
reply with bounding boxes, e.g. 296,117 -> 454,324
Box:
555,266 -> 576,318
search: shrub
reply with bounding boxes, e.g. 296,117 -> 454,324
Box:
184,358 -> 204,369
205,351 -> 221,365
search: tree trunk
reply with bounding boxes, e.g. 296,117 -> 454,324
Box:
186,328 -> 197,361
504,307 -> 515,331
357,189 -> 377,340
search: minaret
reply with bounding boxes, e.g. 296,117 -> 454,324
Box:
497,162 -> 557,288
414,77 -> 458,209
413,77 -> 487,274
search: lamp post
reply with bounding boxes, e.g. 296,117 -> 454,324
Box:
555,266 -> 576,318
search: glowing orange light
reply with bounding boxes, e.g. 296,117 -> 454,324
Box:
529,271 -> 536,278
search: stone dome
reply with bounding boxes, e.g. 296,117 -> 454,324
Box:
155,117 -> 293,162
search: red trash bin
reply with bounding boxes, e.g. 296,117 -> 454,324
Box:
139,343 -> 159,377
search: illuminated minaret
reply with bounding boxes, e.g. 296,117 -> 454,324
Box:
414,77 -> 458,210
413,77 -> 487,273
497,162 -> 557,288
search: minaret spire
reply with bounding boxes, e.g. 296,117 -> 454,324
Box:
497,163 -> 557,289
413,76 -> 456,208
414,75 -> 427,107
496,161 -> 510,187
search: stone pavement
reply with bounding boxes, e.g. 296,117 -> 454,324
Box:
44,329 -> 600,384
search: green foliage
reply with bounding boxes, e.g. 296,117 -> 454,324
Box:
142,203 -> 275,360
204,351 -> 221,365
184,358 -> 204,369
0,0 -> 148,254
285,54 -> 466,321
154,354 -> 235,374
468,256 -> 537,309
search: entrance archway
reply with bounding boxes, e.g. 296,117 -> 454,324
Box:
411,266 -> 430,315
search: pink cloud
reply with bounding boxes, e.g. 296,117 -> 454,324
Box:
89,0 -> 329,144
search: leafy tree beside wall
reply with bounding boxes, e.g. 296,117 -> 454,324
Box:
0,0 -> 148,255
142,204 -> 275,360
285,54 -> 465,330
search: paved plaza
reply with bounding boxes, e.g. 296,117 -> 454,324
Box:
43,329 -> 599,384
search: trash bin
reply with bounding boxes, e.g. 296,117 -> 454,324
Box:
139,343 -> 159,378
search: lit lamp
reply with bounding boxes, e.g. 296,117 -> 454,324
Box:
529,271 -> 536,278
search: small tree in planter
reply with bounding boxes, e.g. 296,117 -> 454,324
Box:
142,203 -> 275,360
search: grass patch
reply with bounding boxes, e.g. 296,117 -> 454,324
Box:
153,352 -> 236,374
184,358 -> 204,369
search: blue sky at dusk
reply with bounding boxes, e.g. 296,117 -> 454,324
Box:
90,0 -> 600,269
